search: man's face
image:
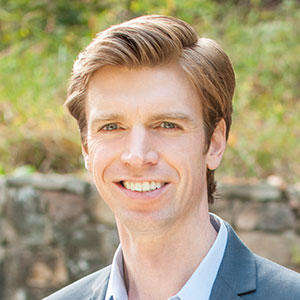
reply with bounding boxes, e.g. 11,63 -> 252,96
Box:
84,64 -> 224,233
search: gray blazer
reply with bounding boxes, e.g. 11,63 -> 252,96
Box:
43,223 -> 300,299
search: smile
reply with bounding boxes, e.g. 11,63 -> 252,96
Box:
121,181 -> 166,192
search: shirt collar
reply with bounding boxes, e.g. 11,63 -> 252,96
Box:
105,213 -> 228,300
169,213 -> 228,300
104,244 -> 127,300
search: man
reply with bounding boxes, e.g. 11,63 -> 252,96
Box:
44,15 -> 300,300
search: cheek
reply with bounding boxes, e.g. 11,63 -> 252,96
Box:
162,135 -> 206,174
88,139 -> 117,181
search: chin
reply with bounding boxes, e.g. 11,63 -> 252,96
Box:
117,209 -> 176,233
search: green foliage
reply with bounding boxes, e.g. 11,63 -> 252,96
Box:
0,0 -> 300,182
216,1 -> 300,183
292,244 -> 300,267
12,165 -> 37,176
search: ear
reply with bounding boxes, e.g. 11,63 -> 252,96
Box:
206,119 -> 227,171
82,144 -> 91,171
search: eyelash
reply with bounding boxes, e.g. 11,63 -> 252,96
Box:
99,123 -> 122,132
98,121 -> 181,133
159,121 -> 179,130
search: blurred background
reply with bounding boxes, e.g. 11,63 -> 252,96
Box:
0,0 -> 300,183
1,1 -> 300,299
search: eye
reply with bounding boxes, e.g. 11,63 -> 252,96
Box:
101,123 -> 120,131
160,122 -> 178,129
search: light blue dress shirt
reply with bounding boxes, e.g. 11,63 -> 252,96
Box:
104,214 -> 228,300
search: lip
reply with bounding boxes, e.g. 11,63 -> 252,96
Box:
114,181 -> 169,200
114,178 -> 167,183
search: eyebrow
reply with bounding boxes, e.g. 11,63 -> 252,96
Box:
148,113 -> 194,124
88,112 -> 195,128
88,113 -> 125,127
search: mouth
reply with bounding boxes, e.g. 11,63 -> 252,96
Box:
120,180 -> 167,192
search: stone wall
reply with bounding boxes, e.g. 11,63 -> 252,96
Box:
0,174 -> 299,300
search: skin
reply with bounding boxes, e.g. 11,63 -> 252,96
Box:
83,64 -> 227,300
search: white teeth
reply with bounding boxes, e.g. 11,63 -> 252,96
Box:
130,182 -> 135,190
142,182 -> 150,191
122,181 -> 165,192
150,181 -> 156,190
135,182 -> 142,192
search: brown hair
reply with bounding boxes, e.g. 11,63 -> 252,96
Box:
66,15 -> 235,203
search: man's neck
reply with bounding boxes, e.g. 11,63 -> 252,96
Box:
116,209 -> 217,300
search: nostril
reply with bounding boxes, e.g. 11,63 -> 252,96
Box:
121,150 -> 159,167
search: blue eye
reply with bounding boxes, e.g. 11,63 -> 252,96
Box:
160,122 -> 177,129
102,123 -> 119,131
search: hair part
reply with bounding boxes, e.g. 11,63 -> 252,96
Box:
65,15 -> 235,204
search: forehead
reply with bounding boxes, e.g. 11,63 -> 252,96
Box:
85,65 -> 203,121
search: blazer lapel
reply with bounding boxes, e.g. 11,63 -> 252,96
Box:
209,223 -> 256,300
209,276 -> 242,300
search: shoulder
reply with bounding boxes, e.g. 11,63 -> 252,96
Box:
43,265 -> 111,300
254,254 -> 300,299
222,222 -> 300,299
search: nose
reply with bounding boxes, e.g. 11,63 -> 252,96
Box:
121,125 -> 159,168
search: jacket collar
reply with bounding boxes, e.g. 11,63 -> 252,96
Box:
91,223 -> 257,300
209,223 -> 257,300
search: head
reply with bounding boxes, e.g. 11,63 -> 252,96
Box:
65,15 -> 235,204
